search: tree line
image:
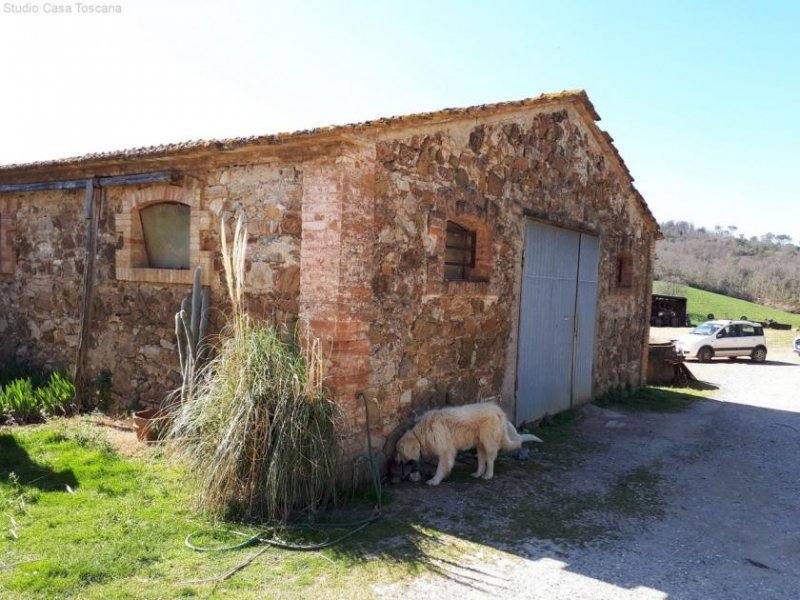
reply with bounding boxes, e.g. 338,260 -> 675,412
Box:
655,221 -> 800,313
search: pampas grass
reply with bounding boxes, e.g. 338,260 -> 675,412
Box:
167,214 -> 339,522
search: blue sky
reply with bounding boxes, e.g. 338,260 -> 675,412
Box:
1,0 -> 798,238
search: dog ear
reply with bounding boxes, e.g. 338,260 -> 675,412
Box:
396,433 -> 420,462
405,436 -> 421,461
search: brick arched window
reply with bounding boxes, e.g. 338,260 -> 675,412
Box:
426,212 -> 493,294
116,184 -> 211,284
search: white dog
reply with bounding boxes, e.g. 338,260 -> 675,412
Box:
395,402 -> 543,486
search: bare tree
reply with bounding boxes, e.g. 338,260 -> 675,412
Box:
656,221 -> 800,313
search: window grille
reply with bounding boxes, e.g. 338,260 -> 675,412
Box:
444,221 -> 476,280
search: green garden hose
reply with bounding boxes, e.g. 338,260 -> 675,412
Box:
184,516 -> 380,552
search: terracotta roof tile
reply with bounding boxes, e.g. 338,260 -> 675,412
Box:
0,90 -> 595,172
0,89 -> 657,229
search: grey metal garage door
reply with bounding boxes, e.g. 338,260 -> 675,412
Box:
516,221 -> 600,423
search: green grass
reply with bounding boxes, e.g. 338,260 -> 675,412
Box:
653,281 -> 800,327
0,419 -> 417,599
0,404 -> 681,597
596,384 -> 716,413
1,421 -> 191,598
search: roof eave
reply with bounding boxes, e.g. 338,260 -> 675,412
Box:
0,89 -> 660,236
0,90 -> 595,179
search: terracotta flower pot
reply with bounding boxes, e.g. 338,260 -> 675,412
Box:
132,408 -> 170,442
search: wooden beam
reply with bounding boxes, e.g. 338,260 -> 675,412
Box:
0,170 -> 181,193
522,209 -> 600,237
98,171 -> 183,187
0,179 -> 87,192
73,179 -> 101,410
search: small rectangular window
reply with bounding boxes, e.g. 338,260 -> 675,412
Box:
616,254 -> 633,288
444,221 -> 476,280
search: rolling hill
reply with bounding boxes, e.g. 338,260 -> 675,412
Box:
655,221 -> 800,313
652,281 -> 800,328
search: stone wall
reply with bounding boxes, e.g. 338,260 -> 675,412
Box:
0,101 -> 657,474
0,189 -> 85,371
0,162 -> 303,410
365,106 -> 656,457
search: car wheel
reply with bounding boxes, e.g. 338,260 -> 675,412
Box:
751,347 -> 767,363
697,346 -> 713,363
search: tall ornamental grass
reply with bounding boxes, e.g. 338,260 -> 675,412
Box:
166,215 -> 339,522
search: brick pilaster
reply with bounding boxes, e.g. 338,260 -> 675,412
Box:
300,143 -> 376,456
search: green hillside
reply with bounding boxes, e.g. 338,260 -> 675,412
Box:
653,281 -> 800,328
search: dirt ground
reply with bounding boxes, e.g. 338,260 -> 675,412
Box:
374,328 -> 800,599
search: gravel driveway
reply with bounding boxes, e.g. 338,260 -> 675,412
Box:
374,334 -> 800,599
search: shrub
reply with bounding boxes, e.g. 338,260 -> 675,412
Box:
37,373 -> 75,415
166,215 -> 339,522
0,373 -> 74,424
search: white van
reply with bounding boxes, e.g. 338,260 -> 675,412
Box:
675,320 -> 768,363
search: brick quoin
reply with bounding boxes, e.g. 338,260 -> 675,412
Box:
300,144 -> 376,454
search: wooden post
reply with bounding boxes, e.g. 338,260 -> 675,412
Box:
73,179 -> 102,409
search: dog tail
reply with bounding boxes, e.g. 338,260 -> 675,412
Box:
503,420 -> 543,450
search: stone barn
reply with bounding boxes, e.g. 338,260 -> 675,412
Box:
0,90 -> 659,464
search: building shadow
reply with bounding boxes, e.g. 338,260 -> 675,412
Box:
323,388 -> 800,598
0,433 -> 78,491
690,359 -> 798,367
686,378 -> 718,390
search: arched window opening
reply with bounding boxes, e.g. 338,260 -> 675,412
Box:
140,202 -> 190,269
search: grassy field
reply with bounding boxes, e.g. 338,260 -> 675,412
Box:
0,389 -> 710,599
653,281 -> 800,328
0,418 -> 422,599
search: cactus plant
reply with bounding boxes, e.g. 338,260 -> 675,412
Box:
175,266 -> 210,401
